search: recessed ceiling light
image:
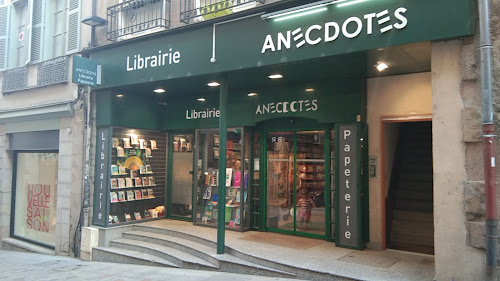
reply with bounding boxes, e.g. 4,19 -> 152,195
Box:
305,88 -> 314,92
248,92 -> 257,96
268,74 -> 283,79
207,81 -> 220,87
116,94 -> 124,97
154,88 -> 165,93
197,98 -> 206,102
375,62 -> 389,72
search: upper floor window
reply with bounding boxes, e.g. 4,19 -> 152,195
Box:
0,0 -> 81,71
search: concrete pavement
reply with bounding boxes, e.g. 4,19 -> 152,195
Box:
0,250 -> 305,281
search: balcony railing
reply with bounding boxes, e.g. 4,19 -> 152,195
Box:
107,0 -> 171,41
180,0 -> 264,24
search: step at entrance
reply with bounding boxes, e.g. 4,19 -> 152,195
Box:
92,225 -> 297,278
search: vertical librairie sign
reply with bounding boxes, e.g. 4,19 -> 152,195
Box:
93,127 -> 110,226
336,124 -> 361,248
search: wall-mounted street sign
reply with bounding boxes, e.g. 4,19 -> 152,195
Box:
72,56 -> 99,87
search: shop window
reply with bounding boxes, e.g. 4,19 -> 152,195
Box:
107,128 -> 167,225
194,128 -> 250,231
12,152 -> 58,247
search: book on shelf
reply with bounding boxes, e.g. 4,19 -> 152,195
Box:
146,164 -> 153,174
142,189 -> 148,199
123,138 -> 131,148
131,135 -> 139,145
134,177 -> 143,187
118,178 -> 126,188
235,208 -> 241,224
142,177 -> 150,186
125,177 -> 134,188
145,148 -> 152,157
203,186 -> 212,199
144,210 -> 152,219
130,170 -> 139,179
147,189 -> 154,198
210,170 -> 218,186
149,176 -> 155,186
234,171 -> 241,187
140,165 -> 147,174
116,146 -> 125,157
139,139 -> 146,149
108,215 -> 113,224
119,165 -> 126,175
112,138 -> 119,148
111,165 -> 119,175
134,212 -> 142,220
112,215 -> 120,223
150,140 -> 157,150
110,192 -> 118,203
227,186 -> 236,197
134,190 -> 143,200
110,178 -> 118,189
244,171 -> 248,188
212,208 -> 218,220
213,147 -> 219,159
117,191 -> 126,202
225,168 -> 233,187
125,213 -> 132,222
126,190 -> 135,201
235,190 -> 241,202
229,220 -> 235,227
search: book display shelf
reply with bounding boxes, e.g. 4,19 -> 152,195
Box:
108,128 -> 166,225
194,128 -> 251,231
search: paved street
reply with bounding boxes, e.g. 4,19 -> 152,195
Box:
0,250 -> 302,281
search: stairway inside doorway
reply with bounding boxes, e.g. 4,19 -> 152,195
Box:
386,121 -> 434,255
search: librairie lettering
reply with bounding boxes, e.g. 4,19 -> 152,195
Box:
262,7 -> 407,53
126,48 -> 181,72
186,108 -> 220,120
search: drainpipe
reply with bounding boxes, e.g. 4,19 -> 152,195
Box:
478,0 -> 497,280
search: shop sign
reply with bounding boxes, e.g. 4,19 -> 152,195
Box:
261,7 -> 408,53
93,128 -> 110,226
337,124 -> 359,248
73,56 -> 98,87
90,0 -> 474,89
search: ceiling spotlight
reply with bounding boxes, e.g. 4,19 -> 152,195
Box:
197,98 -> 206,102
248,92 -> 257,96
207,81 -> 220,87
268,74 -> 283,79
376,62 -> 389,72
116,94 -> 124,97
154,88 -> 165,93
305,88 -> 314,92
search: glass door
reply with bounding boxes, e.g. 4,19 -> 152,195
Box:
170,134 -> 194,219
265,130 -> 326,237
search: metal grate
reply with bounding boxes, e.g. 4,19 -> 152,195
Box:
37,56 -> 68,87
2,66 -> 28,93
107,0 -> 171,41
180,0 -> 264,24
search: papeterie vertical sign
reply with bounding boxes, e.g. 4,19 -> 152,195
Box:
336,124 -> 360,248
93,127 -> 110,226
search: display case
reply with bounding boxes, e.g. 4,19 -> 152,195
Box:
194,128 -> 250,231
107,128 -> 166,225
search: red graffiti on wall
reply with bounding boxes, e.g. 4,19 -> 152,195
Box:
26,184 -> 50,232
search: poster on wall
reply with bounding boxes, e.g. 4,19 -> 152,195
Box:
13,153 -> 59,246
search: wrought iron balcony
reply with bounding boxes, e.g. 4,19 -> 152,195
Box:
180,0 -> 264,24
107,0 -> 171,41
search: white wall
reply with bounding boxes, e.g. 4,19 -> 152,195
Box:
366,72 -> 432,249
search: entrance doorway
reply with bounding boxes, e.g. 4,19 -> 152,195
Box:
385,121 -> 434,254
265,130 -> 326,237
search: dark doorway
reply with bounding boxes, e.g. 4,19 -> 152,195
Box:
385,121 -> 434,254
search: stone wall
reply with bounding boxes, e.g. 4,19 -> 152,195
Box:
463,0 -> 500,259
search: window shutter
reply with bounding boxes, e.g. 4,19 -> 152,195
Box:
0,5 -> 10,71
66,0 -> 80,54
30,0 -> 44,63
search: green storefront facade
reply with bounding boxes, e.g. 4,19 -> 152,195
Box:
89,0 -> 475,250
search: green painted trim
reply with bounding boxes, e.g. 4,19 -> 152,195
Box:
217,80 -> 228,254
324,128 -> 331,241
166,133 -> 173,217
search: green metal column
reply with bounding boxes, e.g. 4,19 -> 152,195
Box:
217,79 -> 228,254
